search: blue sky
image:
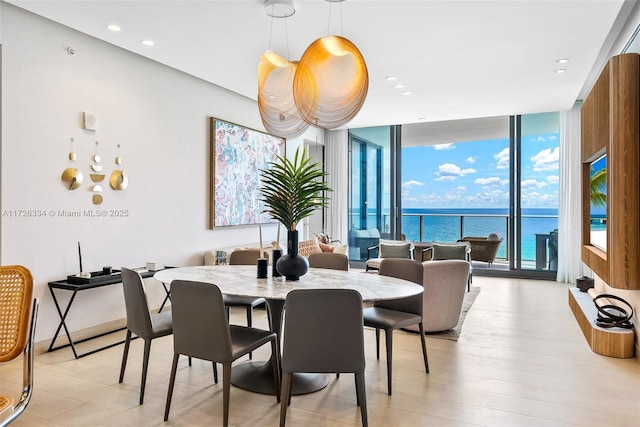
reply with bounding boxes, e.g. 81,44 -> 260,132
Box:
401,134 -> 560,209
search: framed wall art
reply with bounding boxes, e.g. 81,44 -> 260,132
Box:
210,117 -> 286,228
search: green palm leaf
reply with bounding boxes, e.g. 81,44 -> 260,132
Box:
590,167 -> 606,207
260,146 -> 331,230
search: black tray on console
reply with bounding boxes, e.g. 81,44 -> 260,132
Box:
67,270 -> 122,285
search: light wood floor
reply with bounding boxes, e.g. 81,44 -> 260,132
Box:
1,276 -> 639,426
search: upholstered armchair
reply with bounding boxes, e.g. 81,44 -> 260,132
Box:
404,259 -> 470,333
424,241 -> 472,291
365,239 -> 415,271
457,233 -> 503,266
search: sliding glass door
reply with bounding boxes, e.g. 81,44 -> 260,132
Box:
348,114 -> 559,278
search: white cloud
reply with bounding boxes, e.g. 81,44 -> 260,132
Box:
474,177 -> 508,186
531,147 -> 559,171
466,156 -> 476,164
528,135 -> 559,144
456,186 -> 467,192
546,175 -> 559,184
495,148 -> 510,169
402,180 -> 424,189
433,143 -> 455,151
522,179 -> 548,189
435,163 -> 476,180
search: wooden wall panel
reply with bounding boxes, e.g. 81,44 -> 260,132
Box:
581,53 -> 640,290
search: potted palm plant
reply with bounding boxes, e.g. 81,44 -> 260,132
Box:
260,146 -> 330,280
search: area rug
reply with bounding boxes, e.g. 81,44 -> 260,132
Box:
423,285 -> 481,341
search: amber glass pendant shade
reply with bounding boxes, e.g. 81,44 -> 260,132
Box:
294,35 -> 368,129
258,51 -> 309,139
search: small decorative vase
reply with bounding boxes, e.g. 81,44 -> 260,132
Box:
272,249 -> 282,277
276,230 -> 309,280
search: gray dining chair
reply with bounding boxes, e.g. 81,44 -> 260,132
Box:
119,267 -> 174,405
362,258 -> 428,395
164,280 -> 280,426
307,252 -> 349,270
280,289 -> 367,427
226,250 -> 267,323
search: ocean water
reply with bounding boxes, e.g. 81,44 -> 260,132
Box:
400,208 -> 558,262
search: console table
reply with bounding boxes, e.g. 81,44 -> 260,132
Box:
48,269 -> 162,359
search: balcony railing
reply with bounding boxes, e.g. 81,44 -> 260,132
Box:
349,211 -> 559,266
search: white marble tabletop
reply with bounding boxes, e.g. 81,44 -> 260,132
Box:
154,265 -> 422,301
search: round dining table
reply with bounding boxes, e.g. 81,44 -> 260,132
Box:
154,265 -> 423,396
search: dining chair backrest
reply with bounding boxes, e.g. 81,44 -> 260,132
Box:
121,268 -> 154,340
0,265 -> 38,426
170,280 -> 234,363
0,266 -> 34,362
307,252 -> 349,270
282,289 -> 365,374
422,259 -> 470,331
228,249 -> 267,265
373,259 -> 424,316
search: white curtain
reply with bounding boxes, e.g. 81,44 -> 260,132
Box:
324,129 -> 349,244
557,102 -> 584,283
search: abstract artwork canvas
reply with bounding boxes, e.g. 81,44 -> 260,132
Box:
210,118 -> 285,227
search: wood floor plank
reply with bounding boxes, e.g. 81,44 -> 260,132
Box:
2,275 -> 639,426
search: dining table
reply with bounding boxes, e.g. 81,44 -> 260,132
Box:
154,265 -> 423,396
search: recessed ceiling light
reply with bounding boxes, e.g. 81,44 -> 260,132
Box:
554,69 -> 566,74
141,40 -> 155,46
386,76 -> 398,81
395,84 -> 405,89
402,91 -> 412,95
106,24 -> 121,32
556,58 -> 569,64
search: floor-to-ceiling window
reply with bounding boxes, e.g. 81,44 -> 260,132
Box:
347,126 -> 399,262
349,114 -> 560,278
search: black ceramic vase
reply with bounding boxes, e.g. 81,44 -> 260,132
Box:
276,230 -> 309,280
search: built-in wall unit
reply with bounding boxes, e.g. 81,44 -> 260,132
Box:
572,53 -> 639,358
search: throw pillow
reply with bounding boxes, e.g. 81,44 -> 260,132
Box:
432,243 -> 467,260
318,242 -> 335,252
299,239 -> 322,257
333,244 -> 349,255
379,242 -> 411,259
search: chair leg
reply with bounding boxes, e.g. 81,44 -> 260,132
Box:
247,307 -> 253,360
213,362 -> 218,384
163,353 -> 180,421
355,372 -> 368,427
418,322 -> 429,373
375,328 -> 381,360
139,339 -> 152,404
270,340 -> 281,403
279,372 -> 293,427
118,329 -> 132,383
385,329 -> 393,396
189,356 -> 192,366
223,364 -> 232,427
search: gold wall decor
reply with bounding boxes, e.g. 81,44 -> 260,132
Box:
61,137 -> 83,190
109,144 -> 128,191
91,141 -> 104,204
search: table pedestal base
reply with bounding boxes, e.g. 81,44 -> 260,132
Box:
231,360 -> 328,395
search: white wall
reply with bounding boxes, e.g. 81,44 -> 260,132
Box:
0,4 -> 304,342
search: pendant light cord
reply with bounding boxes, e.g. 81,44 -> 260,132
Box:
327,1 -> 344,35
268,8 -> 291,59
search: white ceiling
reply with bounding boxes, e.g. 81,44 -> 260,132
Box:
6,0 -> 636,129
